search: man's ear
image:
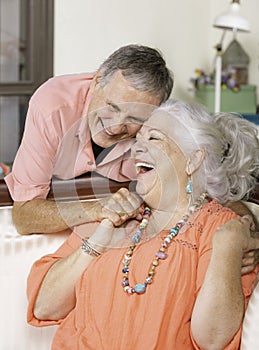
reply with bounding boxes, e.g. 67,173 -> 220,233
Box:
91,70 -> 102,88
89,71 -> 103,95
185,149 -> 205,175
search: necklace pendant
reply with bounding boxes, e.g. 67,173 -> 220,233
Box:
134,283 -> 147,294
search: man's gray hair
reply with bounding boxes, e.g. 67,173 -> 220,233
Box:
99,44 -> 174,103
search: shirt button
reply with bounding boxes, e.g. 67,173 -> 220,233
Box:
87,161 -> 94,165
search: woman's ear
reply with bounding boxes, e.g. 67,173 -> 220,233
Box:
185,149 -> 205,175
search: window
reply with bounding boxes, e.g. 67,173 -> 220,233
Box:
0,0 -> 53,165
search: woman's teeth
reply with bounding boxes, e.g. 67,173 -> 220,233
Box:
136,162 -> 154,174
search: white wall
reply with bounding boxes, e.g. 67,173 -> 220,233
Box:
54,0 -> 259,104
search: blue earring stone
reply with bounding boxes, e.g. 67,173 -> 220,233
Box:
186,180 -> 193,194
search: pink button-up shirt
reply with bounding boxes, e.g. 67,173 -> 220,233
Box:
5,73 -> 136,202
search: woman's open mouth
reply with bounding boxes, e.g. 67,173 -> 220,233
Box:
135,162 -> 155,174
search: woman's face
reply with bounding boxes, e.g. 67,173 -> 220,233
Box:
131,110 -> 187,209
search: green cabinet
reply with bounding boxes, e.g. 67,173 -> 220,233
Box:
194,85 -> 257,114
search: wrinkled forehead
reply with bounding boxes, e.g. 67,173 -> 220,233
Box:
141,109 -> 197,151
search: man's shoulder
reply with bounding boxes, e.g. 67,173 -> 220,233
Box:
39,72 -> 95,90
31,72 -> 95,112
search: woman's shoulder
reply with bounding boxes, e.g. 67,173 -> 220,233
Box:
200,199 -> 237,218
195,199 -> 238,236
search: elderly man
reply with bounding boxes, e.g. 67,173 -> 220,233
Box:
5,44 -> 174,235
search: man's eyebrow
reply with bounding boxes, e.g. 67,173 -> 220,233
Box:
107,101 -> 121,112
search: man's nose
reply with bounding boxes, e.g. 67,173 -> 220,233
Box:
108,123 -> 127,135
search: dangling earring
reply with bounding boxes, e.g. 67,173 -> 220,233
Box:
186,178 -> 193,194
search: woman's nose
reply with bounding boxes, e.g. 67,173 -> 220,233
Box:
131,139 -> 148,156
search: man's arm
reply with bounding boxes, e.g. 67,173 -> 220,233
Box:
13,188 -> 142,235
13,199 -> 100,234
224,201 -> 257,227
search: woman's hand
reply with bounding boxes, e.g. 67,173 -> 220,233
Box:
95,188 -> 144,226
88,218 -> 139,253
214,215 -> 259,274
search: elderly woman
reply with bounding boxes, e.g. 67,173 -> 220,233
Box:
27,100 -> 259,350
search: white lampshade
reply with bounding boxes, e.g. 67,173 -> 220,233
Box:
213,0 -> 250,32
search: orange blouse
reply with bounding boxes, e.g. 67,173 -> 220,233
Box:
27,201 -> 258,350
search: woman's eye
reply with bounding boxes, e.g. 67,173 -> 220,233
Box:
149,136 -> 159,141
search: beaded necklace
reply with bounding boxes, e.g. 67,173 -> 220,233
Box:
121,193 -> 207,295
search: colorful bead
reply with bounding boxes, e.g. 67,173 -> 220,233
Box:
124,254 -> 131,261
122,279 -> 129,287
162,241 -> 168,248
134,283 -> 147,294
146,276 -> 153,283
152,259 -> 159,266
132,232 -> 141,243
122,260 -> 130,266
156,251 -> 167,259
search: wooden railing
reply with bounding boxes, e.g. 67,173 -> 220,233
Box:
0,173 -> 132,206
0,173 -> 258,207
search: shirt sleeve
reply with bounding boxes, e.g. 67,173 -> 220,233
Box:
5,99 -> 61,201
27,231 -> 81,327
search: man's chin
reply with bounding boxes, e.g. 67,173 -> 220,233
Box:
92,134 -> 115,148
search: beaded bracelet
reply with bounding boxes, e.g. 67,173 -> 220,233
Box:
81,239 -> 102,257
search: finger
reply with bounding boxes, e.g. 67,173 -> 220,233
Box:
247,237 -> 259,251
116,189 -> 142,214
242,251 -> 254,258
100,219 -> 114,228
241,265 -> 255,275
106,189 -> 139,216
242,255 -> 255,267
240,215 -> 254,229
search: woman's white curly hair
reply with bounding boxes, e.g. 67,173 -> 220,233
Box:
157,100 -> 259,203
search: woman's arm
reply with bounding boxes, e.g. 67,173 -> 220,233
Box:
191,216 -> 259,350
34,245 -> 94,321
33,213 -> 138,321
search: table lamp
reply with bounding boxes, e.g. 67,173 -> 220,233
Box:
213,0 -> 250,113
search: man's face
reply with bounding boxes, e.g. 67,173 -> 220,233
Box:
87,70 -> 161,148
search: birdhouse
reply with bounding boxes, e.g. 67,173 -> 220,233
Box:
222,39 -> 250,84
